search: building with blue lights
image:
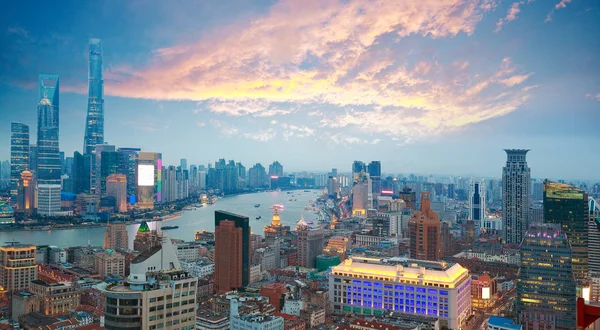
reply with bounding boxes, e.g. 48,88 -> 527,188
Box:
328,256 -> 471,329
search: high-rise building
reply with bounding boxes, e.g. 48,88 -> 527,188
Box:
37,75 -> 61,185
0,243 -> 37,292
99,150 -> 119,195
248,163 -> 267,188
71,151 -> 92,194
368,161 -> 381,195
502,149 -> 531,245
408,192 -> 441,261
328,257 -> 471,329
352,171 -> 372,216
268,161 -> 283,177
16,170 -> 36,215
10,123 -> 29,201
136,152 -> 162,209
543,181 -> 589,280
517,224 -> 576,330
83,38 -> 104,156
214,211 -> 250,291
352,161 -> 366,183
104,222 -> 129,250
98,235 -> 197,330
589,198 -> 600,274
117,148 -> 140,199
296,218 -> 324,268
94,144 -> 115,194
189,164 -> 198,188
28,144 -> 38,174
469,179 -> 486,224
37,184 -> 61,216
106,174 -> 127,213
180,158 -> 187,171
327,176 -> 339,198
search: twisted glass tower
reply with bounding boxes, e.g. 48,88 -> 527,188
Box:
84,38 -> 104,155
37,75 -> 61,185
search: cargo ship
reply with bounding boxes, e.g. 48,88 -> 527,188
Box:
161,225 -> 179,230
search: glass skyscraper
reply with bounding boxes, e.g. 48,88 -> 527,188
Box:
517,223 -> 576,330
543,180 -> 589,280
10,123 -> 29,201
502,149 -> 531,244
37,75 -> 61,185
84,38 -> 104,156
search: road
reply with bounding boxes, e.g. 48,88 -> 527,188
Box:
464,288 -> 516,330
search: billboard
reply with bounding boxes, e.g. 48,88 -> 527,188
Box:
138,164 -> 155,186
482,287 -> 490,300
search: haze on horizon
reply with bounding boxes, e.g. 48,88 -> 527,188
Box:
1,0 -> 599,180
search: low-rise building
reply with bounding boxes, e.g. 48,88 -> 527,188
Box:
180,259 -> 214,278
230,298 -> 284,330
29,279 -> 80,316
94,249 -> 125,279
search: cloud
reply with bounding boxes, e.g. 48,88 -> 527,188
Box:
60,0 -> 535,143
196,121 -> 206,127
123,119 -> 169,132
499,73 -> 533,86
495,2 -> 523,32
281,123 -> 315,140
586,93 -> 600,101
210,119 -> 239,137
244,129 -> 277,142
546,0 -> 572,22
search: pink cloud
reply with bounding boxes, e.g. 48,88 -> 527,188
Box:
546,0 -> 572,21
495,2 -> 523,32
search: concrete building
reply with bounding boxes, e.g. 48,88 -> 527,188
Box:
29,279 -> 80,316
502,149 -> 531,245
260,283 -> 287,312
230,298 -> 284,330
408,192 -> 441,261
0,243 -> 37,292
94,249 -> 125,279
106,173 -> 127,212
517,224 -> 576,330
37,184 -> 61,216
104,222 -> 128,251
296,218 -> 324,268
352,172 -> 372,217
174,241 -> 204,262
180,260 -> 214,278
98,234 -> 197,330
329,256 -> 471,329
471,273 -> 498,309
214,211 -> 250,293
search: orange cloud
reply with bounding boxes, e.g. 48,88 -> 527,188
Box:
101,0 -> 536,141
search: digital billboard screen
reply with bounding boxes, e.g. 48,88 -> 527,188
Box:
482,287 -> 490,300
138,164 -> 154,186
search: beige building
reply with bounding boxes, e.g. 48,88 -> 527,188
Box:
0,244 -> 37,292
94,250 -> 126,279
106,174 -> 127,213
104,222 -> 129,250
29,279 -> 80,316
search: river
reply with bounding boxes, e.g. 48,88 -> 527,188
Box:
0,189 -> 323,249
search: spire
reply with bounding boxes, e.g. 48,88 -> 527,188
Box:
138,221 -> 150,232
271,208 -> 281,227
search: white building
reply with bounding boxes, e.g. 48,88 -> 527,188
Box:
230,298 -> 284,330
482,216 -> 503,232
250,264 -> 262,284
329,257 -> 471,329
180,260 -> 214,278
37,184 -> 61,216
282,297 -> 303,316
174,241 -> 203,262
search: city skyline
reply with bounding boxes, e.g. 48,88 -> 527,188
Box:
1,1 -> 599,179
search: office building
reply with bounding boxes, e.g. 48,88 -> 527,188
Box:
16,170 -> 36,215
0,243 -> 37,292
104,222 -> 129,250
517,224 -> 576,330
409,192 -> 441,261
94,249 -> 125,279
94,144 -> 115,194
352,161 -> 366,183
136,152 -> 162,209
469,179 -> 486,223
117,147 -> 140,198
37,75 -> 61,185
589,198 -> 600,273
328,257 -> 471,329
327,176 -> 339,198
83,38 -> 105,156
37,184 -> 61,216
269,161 -> 284,177
543,181 -> 589,280
70,151 -> 91,194
368,161 -> 381,195
296,218 -> 324,268
214,211 -> 250,293
10,122 -> 29,200
29,144 -> 38,174
98,235 -> 197,330
106,173 -> 127,212
502,149 -> 531,244
180,158 -> 187,171
352,171 -> 372,216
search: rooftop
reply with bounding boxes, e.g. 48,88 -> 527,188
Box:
488,316 -> 522,330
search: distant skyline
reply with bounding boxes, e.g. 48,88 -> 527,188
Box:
1,0 -> 599,179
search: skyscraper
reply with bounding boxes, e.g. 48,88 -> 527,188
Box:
180,158 -> 187,171
248,163 -> 267,188
517,223 -> 576,330
589,198 -> 600,274
502,149 -> 531,245
83,38 -> 104,156
408,192 -> 441,261
296,219 -> 324,268
214,211 -> 250,293
469,179 -> 486,224
543,181 -> 589,280
10,122 -> 29,200
117,147 -> 140,198
37,75 -> 61,185
368,160 -> 381,195
352,161 -> 366,183
99,150 -> 119,195
352,171 -> 372,216
106,174 -> 127,213
0,243 -> 37,292
268,161 -> 283,177
94,144 -> 115,194
104,221 -> 128,250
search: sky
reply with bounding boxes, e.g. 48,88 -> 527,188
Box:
0,0 -> 599,179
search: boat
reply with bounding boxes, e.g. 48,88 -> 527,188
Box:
255,204 -> 261,208
256,216 -> 262,220
161,225 -> 179,230
287,192 -> 293,194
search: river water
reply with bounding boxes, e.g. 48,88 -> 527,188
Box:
0,189 -> 322,249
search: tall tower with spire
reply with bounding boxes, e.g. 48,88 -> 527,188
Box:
84,38 -> 105,156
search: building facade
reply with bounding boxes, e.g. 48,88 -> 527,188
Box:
0,244 -> 37,292
37,184 -> 61,216
296,219 -> 324,268
328,257 -> 471,329
106,173 -> 127,212
37,77 -> 61,185
502,149 -> 531,245
469,179 -> 486,223
83,38 -> 105,156
10,122 -> 29,201
408,192 -> 441,261
136,152 -> 162,209
104,222 -> 129,250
